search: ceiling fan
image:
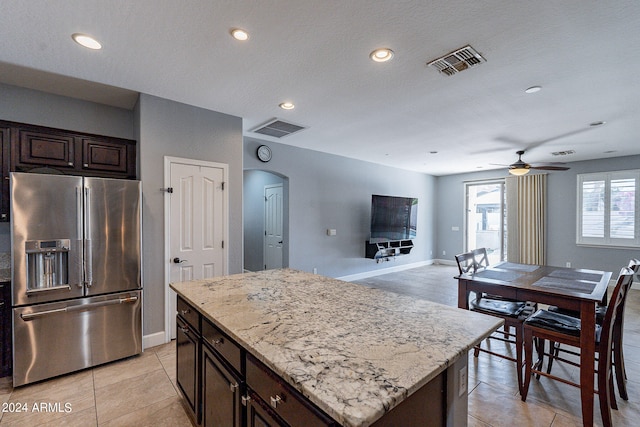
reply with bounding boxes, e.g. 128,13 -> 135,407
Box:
505,150 -> 570,175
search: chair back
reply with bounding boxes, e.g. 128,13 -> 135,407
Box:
472,248 -> 490,269
600,268 -> 634,356
455,251 -> 477,274
455,248 -> 490,274
627,258 -> 640,273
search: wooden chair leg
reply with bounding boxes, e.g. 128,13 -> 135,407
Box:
516,325 -> 524,395
521,327 -> 533,401
545,341 -> 559,374
613,331 -> 628,401
598,351 -> 613,427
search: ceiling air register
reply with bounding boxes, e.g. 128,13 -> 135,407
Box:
427,45 -> 486,76
251,119 -> 307,138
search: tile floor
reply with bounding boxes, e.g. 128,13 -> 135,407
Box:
0,264 -> 637,426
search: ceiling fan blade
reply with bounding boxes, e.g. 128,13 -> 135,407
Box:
530,165 -> 570,171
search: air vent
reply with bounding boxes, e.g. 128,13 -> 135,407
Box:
251,119 -> 307,138
551,150 -> 576,156
427,45 -> 485,76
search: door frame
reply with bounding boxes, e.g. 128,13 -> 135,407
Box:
164,156 -> 229,343
463,178 -> 506,263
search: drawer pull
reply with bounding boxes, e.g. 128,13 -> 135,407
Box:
270,394 -> 283,409
180,326 -> 190,334
229,382 -> 239,392
242,395 -> 251,406
213,337 -> 224,346
180,308 -> 191,315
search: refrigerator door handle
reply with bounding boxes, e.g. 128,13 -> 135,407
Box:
84,186 -> 93,288
26,285 -> 72,296
20,295 -> 139,321
76,186 -> 84,288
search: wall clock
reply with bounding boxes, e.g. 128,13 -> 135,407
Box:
257,145 -> 272,162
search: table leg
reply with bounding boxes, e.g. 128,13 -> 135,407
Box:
580,300 -> 596,427
457,279 -> 470,310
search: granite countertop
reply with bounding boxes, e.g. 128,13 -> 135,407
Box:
171,269 -> 502,427
0,252 -> 10,282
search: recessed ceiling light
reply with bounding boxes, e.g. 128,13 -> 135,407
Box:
370,48 -> 394,63
230,28 -> 249,41
279,102 -> 295,110
71,33 -> 102,50
524,86 -> 542,94
590,121 -> 606,127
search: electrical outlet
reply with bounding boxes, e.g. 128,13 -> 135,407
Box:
442,250 -> 446,256
566,262 -> 571,268
313,268 -> 317,274
458,367 -> 467,397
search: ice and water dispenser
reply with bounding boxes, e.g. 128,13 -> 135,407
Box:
25,239 -> 71,292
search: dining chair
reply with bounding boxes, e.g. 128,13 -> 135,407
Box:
521,267 -> 635,427
454,249 -> 535,394
544,259 -> 640,407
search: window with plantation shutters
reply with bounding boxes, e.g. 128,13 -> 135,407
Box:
577,170 -> 639,247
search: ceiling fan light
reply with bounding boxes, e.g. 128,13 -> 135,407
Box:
509,166 -> 530,176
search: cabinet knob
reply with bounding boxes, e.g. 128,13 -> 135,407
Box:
241,395 -> 251,406
212,337 -> 224,346
68,162 -> 74,166
229,382 -> 239,392
180,308 -> 190,315
270,394 -> 283,409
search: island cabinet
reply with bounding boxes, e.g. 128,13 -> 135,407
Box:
201,316 -> 244,427
245,354 -> 337,427
172,270 -> 502,427
176,296 -> 201,425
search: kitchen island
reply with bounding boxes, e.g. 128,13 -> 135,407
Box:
171,269 -> 502,427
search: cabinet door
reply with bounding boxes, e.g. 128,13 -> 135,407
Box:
246,389 -> 286,427
0,282 -> 10,377
81,137 -> 135,177
0,126 -> 9,221
16,128 -> 76,169
202,345 -> 243,427
177,315 -> 200,423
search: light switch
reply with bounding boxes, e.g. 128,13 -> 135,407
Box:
327,229 -> 337,236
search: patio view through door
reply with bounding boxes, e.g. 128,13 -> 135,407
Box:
465,180 -> 506,264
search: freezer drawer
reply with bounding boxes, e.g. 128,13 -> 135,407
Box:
12,290 -> 142,387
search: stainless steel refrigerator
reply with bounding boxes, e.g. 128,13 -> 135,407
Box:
10,172 -> 142,387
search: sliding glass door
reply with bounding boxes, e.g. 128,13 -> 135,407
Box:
465,180 -> 506,264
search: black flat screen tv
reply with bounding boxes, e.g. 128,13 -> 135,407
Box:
370,195 -> 418,243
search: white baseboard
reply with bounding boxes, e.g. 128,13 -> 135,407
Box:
337,259 -> 436,282
143,331 -> 169,350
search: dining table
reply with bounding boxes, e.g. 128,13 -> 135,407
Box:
456,261 -> 612,427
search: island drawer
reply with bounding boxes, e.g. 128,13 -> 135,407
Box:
246,354 -> 337,427
202,318 -> 243,374
177,296 -> 200,332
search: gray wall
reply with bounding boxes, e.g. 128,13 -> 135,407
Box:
436,155 -> 640,274
137,94 -> 243,335
244,138 -> 437,278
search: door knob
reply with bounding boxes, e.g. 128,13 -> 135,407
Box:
173,257 -> 187,264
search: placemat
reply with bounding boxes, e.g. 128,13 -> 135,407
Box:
475,269 -> 522,282
531,276 -> 597,294
548,269 -> 603,283
497,262 -> 540,272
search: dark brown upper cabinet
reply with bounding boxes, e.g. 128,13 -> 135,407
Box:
0,120 -> 137,222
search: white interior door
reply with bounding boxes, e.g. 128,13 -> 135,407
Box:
264,183 -> 283,270
165,157 -> 228,340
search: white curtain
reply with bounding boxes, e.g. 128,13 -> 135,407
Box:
505,174 -> 547,264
